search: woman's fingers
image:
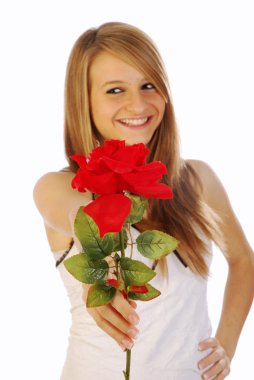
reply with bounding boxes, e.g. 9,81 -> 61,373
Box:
111,290 -> 140,325
129,300 -> 137,309
198,337 -> 231,379
99,302 -> 139,337
83,285 -> 140,350
198,337 -> 219,351
88,305 -> 138,350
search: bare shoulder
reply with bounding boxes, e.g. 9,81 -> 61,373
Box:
33,170 -> 75,195
34,170 -> 75,194
187,159 -> 218,183
33,171 -> 92,236
187,159 -> 253,263
33,171 -> 75,217
186,159 -> 228,211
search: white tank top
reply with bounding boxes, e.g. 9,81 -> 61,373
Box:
53,227 -> 212,380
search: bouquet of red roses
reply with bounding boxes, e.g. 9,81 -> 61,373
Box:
64,140 -> 179,379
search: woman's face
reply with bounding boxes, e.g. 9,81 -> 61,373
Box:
89,51 -> 165,146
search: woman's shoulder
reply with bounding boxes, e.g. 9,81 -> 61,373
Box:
186,159 -> 219,187
33,169 -> 92,234
35,169 -> 75,183
181,159 -> 217,194
34,170 -> 75,198
186,158 -> 212,174
186,159 -> 231,213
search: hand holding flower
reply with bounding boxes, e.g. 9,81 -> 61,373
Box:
83,283 -> 140,351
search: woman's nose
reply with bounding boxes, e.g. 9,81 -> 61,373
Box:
125,91 -> 147,113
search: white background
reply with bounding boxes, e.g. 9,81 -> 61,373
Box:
0,1 -> 253,379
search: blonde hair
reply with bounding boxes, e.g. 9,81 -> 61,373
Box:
64,22 -> 222,277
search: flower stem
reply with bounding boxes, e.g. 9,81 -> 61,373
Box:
119,230 -> 125,258
126,349 -> 131,378
127,224 -> 134,259
123,349 -> 131,379
119,229 -> 132,379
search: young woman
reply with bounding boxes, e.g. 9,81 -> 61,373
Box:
33,22 -> 254,380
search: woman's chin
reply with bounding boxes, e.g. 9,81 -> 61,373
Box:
101,131 -> 153,146
123,135 -> 152,146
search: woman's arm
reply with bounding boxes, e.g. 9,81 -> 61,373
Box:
190,160 -> 254,379
33,171 -> 139,350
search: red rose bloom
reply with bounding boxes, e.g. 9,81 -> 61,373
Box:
71,140 -> 173,237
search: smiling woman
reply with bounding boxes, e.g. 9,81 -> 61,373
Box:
89,52 -> 165,146
33,21 -> 254,380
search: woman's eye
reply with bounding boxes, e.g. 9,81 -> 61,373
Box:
106,88 -> 123,94
142,83 -> 155,90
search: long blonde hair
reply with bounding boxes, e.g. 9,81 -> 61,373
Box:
64,22 -> 222,277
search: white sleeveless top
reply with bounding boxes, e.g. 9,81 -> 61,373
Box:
53,227 -> 212,380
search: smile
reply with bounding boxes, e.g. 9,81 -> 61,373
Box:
118,117 -> 150,126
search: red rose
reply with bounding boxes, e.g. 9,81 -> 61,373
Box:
71,140 -> 173,199
71,140 -> 173,237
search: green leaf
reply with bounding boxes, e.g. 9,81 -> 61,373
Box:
86,284 -> 117,307
74,207 -> 114,258
128,283 -> 161,301
136,230 -> 179,259
125,194 -> 148,224
108,229 -> 128,252
64,253 -> 109,284
120,257 -> 155,286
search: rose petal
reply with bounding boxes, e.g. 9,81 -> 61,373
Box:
129,285 -> 149,294
83,194 -> 132,237
71,154 -> 88,169
112,143 -> 149,166
121,289 -> 128,299
135,161 -> 167,175
126,182 -> 173,199
123,171 -> 164,188
106,279 -> 120,288
71,170 -> 88,192
72,169 -> 119,194
89,140 -> 125,162
98,156 -> 135,174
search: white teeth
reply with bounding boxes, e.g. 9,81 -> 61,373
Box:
119,117 -> 148,126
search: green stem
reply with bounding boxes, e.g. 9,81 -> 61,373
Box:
127,224 -> 134,259
119,230 -> 125,258
123,349 -> 131,379
119,229 -> 132,380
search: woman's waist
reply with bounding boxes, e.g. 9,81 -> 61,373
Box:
67,315 -> 211,373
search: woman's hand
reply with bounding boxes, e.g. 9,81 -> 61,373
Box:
83,284 -> 139,351
197,337 -> 231,379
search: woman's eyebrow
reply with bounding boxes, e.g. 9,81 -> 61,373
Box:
101,80 -> 125,88
101,78 -> 147,88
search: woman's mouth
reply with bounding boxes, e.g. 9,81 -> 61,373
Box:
117,116 -> 152,127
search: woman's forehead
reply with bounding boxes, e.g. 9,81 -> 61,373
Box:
89,51 -> 148,87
